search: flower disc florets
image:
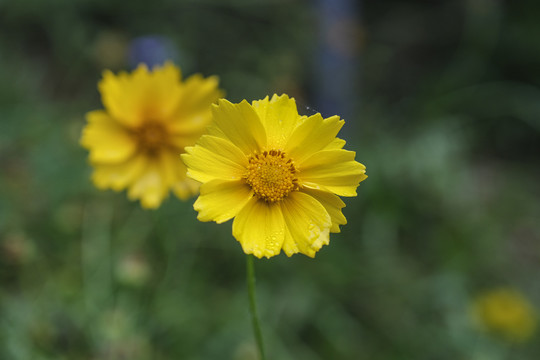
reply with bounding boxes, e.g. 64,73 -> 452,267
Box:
245,150 -> 297,202
182,94 -> 368,258
133,121 -> 168,154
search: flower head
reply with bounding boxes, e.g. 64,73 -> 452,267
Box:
471,288 -> 537,343
182,94 -> 367,258
81,62 -> 223,208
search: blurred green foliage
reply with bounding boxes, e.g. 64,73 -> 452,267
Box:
1,0 -> 540,359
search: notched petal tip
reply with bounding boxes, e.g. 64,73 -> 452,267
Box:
216,98 -> 233,107
182,146 -> 195,155
270,93 -> 291,102
141,200 -> 160,210
160,60 -> 178,69
253,94 -> 270,105
134,63 -> 150,73
100,69 -> 115,81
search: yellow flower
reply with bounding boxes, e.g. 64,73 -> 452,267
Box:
182,94 -> 367,258
471,288 -> 537,343
81,62 -> 223,208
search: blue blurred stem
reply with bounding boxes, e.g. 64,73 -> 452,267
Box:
247,255 -> 265,360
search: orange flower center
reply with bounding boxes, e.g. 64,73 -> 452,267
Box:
245,150 -> 297,202
134,122 -> 168,153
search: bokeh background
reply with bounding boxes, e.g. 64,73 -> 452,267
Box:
1,0 -> 540,359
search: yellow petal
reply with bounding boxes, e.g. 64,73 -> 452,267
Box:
301,188 -> 347,233
155,149 -> 198,200
323,137 -> 346,150
232,197 -> 286,258
99,62 -> 183,128
81,110 -> 137,163
252,94 -> 305,149
299,150 -> 367,197
142,62 -> 185,121
91,154 -> 148,191
168,133 -> 204,152
182,135 -> 247,183
156,149 -> 182,187
284,113 -> 344,163
280,192 -> 332,257
167,74 -> 224,134
281,223 -> 299,257
194,180 -> 253,224
173,177 -> 200,200
127,162 -> 169,209
210,99 -> 267,154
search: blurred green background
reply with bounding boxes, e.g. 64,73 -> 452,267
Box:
1,0 -> 540,359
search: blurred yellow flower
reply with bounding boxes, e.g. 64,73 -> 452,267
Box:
182,94 -> 367,258
471,288 -> 537,343
81,62 -> 223,208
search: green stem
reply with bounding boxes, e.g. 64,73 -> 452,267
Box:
246,255 -> 266,360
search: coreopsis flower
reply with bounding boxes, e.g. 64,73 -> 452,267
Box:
182,94 -> 367,258
81,62 -> 223,208
471,288 -> 537,342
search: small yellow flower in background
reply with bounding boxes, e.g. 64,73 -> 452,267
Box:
471,288 -> 537,343
81,62 -> 223,208
182,94 -> 367,258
